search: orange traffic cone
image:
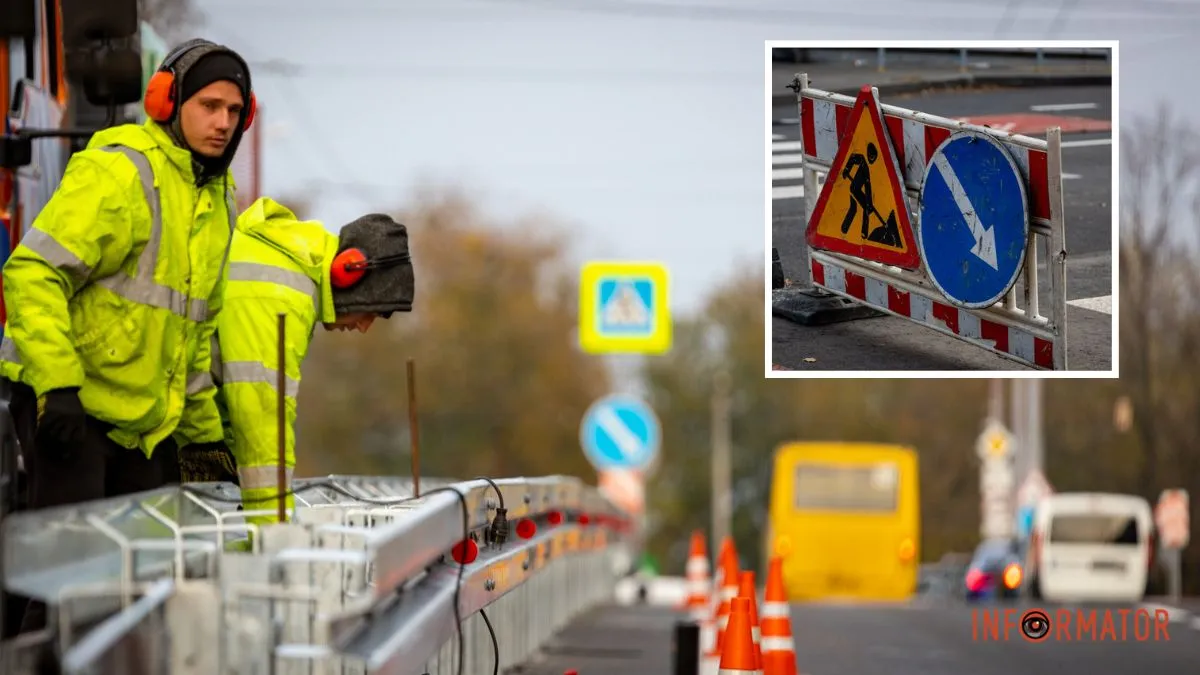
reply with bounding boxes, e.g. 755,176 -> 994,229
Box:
760,556 -> 798,675
719,597 -> 763,674
683,530 -> 712,621
737,570 -> 763,670
703,539 -> 740,674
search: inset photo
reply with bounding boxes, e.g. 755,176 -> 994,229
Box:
765,41 -> 1116,376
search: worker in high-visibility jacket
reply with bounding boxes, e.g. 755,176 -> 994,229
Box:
180,197 -> 414,525
0,38 -> 255,512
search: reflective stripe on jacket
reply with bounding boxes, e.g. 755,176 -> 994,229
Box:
0,121 -> 234,456
212,197 -> 338,525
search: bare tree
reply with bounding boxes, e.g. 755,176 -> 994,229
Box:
1120,103 -> 1200,496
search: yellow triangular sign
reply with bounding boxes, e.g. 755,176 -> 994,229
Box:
806,86 -> 921,269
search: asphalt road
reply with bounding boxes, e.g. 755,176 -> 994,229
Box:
771,85 -> 1113,372
515,599 -> 1200,674
791,598 -> 1200,675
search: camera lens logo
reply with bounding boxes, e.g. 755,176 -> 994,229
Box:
1021,609 -> 1051,642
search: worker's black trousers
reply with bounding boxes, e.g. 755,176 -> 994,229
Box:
1,379 -> 181,639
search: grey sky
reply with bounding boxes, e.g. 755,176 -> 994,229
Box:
197,0 -> 1193,315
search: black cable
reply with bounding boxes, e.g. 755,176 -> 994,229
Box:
475,476 -> 508,546
474,476 -> 505,510
448,486 -> 469,675
479,607 -> 500,675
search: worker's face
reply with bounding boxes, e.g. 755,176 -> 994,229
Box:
324,313 -> 376,333
180,81 -> 244,158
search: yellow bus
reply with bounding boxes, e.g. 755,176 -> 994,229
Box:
765,442 -> 920,602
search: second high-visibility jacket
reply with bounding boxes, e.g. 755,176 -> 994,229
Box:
211,197 -> 339,525
0,120 -> 234,456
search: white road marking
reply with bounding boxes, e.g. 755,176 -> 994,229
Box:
1062,173 -> 1082,180
773,184 -> 805,200
1067,295 -> 1112,315
1031,102 -> 1097,112
772,153 -> 805,165
772,141 -> 805,153
772,133 -> 786,140
773,167 -> 805,180
1062,138 -> 1112,148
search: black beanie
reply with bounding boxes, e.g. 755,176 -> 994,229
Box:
331,214 -> 415,318
180,51 -> 250,105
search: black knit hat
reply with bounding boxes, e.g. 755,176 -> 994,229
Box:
180,51 -> 250,105
331,214 -> 415,318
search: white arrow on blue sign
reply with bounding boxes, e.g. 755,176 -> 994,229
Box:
579,394 -> 661,472
917,131 -> 1030,310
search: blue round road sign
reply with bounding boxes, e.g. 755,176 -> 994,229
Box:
917,131 -> 1030,309
579,394 -> 660,472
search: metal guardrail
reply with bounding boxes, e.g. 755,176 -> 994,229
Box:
0,473 -> 638,675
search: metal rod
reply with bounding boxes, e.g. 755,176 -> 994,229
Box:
407,359 -> 421,498
711,369 -> 732,550
277,313 -> 287,524
988,379 -> 1004,423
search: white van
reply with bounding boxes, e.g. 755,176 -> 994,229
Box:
1026,492 -> 1154,603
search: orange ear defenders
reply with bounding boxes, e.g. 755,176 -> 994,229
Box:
330,249 -> 411,289
144,38 -> 257,130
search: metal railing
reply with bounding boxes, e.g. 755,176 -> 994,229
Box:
0,473 -> 638,675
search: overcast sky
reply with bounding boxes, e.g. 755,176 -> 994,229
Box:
197,0 -> 1191,315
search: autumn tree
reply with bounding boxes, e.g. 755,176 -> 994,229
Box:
294,187 -> 611,483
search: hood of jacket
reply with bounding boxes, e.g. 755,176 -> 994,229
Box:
234,197 -> 339,324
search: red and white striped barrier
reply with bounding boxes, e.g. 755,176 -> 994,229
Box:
812,258 -> 1055,368
787,73 -> 1069,370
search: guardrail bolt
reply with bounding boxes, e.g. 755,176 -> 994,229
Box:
523,557 -> 531,571
485,578 -> 496,591
524,493 -> 532,504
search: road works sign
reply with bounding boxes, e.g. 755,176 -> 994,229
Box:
790,74 -> 1069,370
806,86 -> 921,270
578,261 -> 671,355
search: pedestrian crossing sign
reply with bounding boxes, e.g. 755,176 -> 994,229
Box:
579,261 -> 671,354
806,86 -> 922,270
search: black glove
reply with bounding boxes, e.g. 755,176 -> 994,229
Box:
179,441 -> 239,484
34,387 -> 88,462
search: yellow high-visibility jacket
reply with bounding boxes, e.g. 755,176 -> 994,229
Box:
0,120 -> 234,455
212,197 -> 338,525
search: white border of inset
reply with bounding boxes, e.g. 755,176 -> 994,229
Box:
764,39 -> 1119,379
